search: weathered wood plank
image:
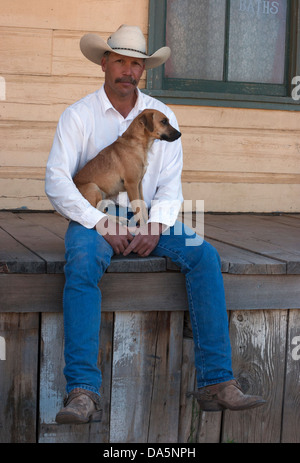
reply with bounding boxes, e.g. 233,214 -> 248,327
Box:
0,179 -> 50,211
147,311 -> 184,443
208,238 -> 286,275
39,312 -> 65,438
108,254 -> 166,273
182,127 -> 300,174
0,1 -> 149,32
222,310 -> 287,443
0,212 -> 65,273
281,309 -> 300,443
0,121 -> 56,168
203,214 -> 300,273
0,313 -> 39,443
182,170 -> 300,185
0,226 -> 45,273
109,311 -> 159,443
167,235 -> 286,274
52,30 -> 107,78
286,214 -> 300,220
0,274 -> 64,312
223,274 -> 300,310
0,101 -> 67,123
110,311 -> 184,443
1,272 -> 300,313
0,272 -> 188,313
100,273 -> 188,312
183,182 -> 300,214
1,74 -> 103,105
0,27 -> 52,75
196,411 -> 222,443
178,336 -> 197,443
171,104 -> 300,132
39,312 -> 113,443
17,212 -> 69,240
259,214 -> 300,228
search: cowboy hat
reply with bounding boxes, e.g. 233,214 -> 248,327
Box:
80,24 -> 171,70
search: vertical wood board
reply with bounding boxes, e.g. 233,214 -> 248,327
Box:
109,311 -> 160,443
222,310 -> 288,443
39,312 -> 113,443
147,311 -> 184,443
0,313 -> 39,443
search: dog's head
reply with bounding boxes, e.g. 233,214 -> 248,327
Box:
139,109 -> 181,142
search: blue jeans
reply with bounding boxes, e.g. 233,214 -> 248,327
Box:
63,220 -> 234,395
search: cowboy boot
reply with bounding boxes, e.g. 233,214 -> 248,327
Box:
55,388 -> 102,424
188,380 -> 266,412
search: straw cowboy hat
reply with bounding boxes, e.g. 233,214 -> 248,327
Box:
80,24 -> 171,70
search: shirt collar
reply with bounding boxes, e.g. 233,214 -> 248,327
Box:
98,85 -> 146,120
98,85 -> 114,114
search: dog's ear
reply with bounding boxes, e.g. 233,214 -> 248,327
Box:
139,112 -> 154,133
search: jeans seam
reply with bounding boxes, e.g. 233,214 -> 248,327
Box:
154,242 -> 206,378
154,242 -> 191,272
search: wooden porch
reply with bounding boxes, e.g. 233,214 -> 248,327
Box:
0,211 -> 299,443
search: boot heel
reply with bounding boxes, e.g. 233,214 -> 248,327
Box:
89,409 -> 103,422
197,401 -> 224,412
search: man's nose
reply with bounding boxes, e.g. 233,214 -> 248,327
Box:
122,62 -> 132,74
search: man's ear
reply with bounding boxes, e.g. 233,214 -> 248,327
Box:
100,56 -> 107,72
139,112 -> 154,133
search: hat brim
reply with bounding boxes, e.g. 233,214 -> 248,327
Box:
80,33 -> 170,70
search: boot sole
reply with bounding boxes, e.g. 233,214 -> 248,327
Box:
55,409 -> 102,424
224,399 -> 266,411
198,399 -> 266,412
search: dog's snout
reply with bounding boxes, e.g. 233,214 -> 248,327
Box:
160,129 -> 181,142
174,130 -> 181,140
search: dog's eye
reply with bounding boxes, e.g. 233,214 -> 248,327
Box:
161,119 -> 168,126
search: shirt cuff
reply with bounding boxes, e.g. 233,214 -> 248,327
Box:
148,199 -> 182,228
80,205 -> 107,229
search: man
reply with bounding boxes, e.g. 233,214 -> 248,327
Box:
45,25 -> 265,424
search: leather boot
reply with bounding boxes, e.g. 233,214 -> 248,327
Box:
188,379 -> 266,412
55,388 -> 102,424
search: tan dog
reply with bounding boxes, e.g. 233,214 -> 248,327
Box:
73,109 -> 181,226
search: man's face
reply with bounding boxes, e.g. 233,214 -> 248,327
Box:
101,52 -> 145,98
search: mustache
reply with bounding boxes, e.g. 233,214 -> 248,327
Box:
115,77 -> 137,86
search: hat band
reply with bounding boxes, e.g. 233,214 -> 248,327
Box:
111,47 -> 148,56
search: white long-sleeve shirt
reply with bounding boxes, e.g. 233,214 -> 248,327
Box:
45,85 -> 183,229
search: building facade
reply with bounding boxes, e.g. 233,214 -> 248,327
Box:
0,0 -> 299,212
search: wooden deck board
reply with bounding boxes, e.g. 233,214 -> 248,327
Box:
203,214 -> 300,274
0,212 -> 65,273
0,226 -> 45,273
1,211 -> 298,276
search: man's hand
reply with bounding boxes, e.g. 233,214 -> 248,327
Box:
95,216 -> 133,255
123,222 -> 163,257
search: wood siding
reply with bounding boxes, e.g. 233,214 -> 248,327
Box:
0,1 -> 299,212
